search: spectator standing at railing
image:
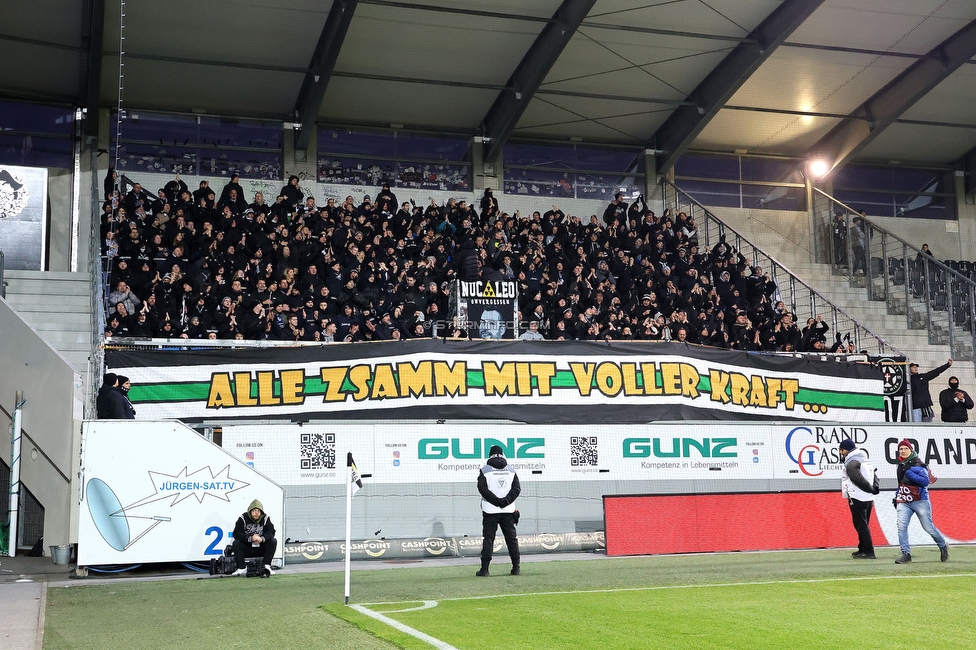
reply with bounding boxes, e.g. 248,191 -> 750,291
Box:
910,359 -> 952,422
831,211 -> 847,266
939,376 -> 973,423
851,215 -> 867,275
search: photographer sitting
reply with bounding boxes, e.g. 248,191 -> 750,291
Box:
232,499 -> 277,577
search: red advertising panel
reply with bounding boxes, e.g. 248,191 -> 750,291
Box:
605,492 -> 889,556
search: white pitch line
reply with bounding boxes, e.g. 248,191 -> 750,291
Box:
382,600 -> 440,613
360,572 -> 976,607
349,603 -> 458,650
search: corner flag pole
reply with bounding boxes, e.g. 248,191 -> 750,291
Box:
344,452 -> 363,605
344,453 -> 353,604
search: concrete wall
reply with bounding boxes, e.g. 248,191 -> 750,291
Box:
705,207 -> 813,264
0,296 -> 82,546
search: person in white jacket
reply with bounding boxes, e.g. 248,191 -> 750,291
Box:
476,445 -> 521,576
839,438 -> 880,559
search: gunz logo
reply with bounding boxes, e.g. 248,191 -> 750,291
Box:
418,438 -> 545,459
623,438 -> 737,458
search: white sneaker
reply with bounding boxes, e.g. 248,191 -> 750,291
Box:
231,567 -> 247,577
264,565 -> 275,576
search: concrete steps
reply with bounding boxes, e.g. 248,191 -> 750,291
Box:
3,271 -> 94,374
712,215 -> 975,385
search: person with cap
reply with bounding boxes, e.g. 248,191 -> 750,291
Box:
232,498 -> 277,576
894,439 -> 948,564
909,359 -> 952,422
117,375 -> 137,418
939,376 -> 973,422
838,438 -> 880,559
477,445 -> 521,576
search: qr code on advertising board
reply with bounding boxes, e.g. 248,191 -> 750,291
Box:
300,432 -> 335,470
570,436 -> 598,466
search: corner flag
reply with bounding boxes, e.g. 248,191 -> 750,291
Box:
348,452 -> 363,496
345,452 -> 364,604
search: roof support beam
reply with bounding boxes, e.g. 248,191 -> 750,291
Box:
480,0 -> 597,163
293,0 -> 359,151
81,0 -> 105,138
651,0 -> 825,175
810,18 -> 976,177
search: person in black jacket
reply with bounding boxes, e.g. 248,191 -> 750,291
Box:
939,376 -> 974,422
95,373 -> 134,419
232,498 -> 277,576
910,359 -> 952,422
476,445 -> 521,576
278,175 -> 304,210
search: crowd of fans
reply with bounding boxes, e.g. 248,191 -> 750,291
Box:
100,168 -> 851,352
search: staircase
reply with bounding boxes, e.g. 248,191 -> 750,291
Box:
711,213 -> 976,387
2,271 -> 94,374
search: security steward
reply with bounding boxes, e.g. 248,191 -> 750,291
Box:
477,445 -> 521,576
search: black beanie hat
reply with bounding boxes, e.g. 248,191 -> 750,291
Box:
839,438 -> 856,451
489,445 -> 504,457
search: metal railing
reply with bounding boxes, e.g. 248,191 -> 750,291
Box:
662,179 -> 903,357
812,188 -> 976,364
0,249 -> 5,299
88,147 -> 107,418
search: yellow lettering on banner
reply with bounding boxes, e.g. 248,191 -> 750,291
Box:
749,375 -> 767,407
709,370 -> 731,403
320,367 -> 347,402
660,363 -> 682,395
371,364 -> 398,399
348,365 -> 371,401
595,362 -> 623,396
235,372 -> 257,406
622,363 -> 642,396
433,361 -> 467,397
280,370 -> 305,404
530,363 -> 556,395
484,362 -> 516,397
680,363 -> 701,399
766,377 -> 782,408
208,373 -> 235,408
257,371 -> 279,405
398,361 -> 433,398
515,362 -> 532,395
729,373 -> 750,406
569,363 -> 596,396
641,363 -> 662,395
781,378 -> 799,409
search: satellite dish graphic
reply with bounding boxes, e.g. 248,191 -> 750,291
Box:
86,478 -> 131,551
84,466 -> 247,553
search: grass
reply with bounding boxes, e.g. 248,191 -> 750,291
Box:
44,546 -> 976,650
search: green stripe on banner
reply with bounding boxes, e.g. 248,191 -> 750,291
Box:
129,377 -> 883,411
129,383 -> 210,402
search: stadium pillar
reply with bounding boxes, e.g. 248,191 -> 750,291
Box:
806,176 -> 817,264
472,136 -> 500,193
643,149 -> 662,216
8,391 -> 24,557
283,124 -> 317,182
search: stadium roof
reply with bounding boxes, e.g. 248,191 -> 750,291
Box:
3,0 -> 976,172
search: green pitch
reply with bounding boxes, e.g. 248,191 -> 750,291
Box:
45,547 -> 975,649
